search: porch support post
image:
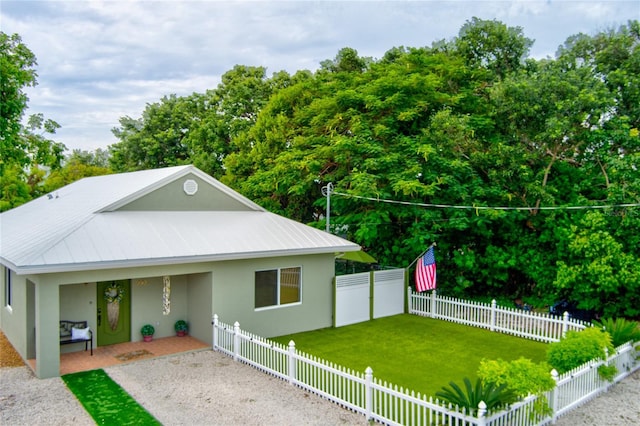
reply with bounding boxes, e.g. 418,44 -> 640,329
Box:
35,280 -> 60,378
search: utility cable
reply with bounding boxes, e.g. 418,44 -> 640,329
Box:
332,191 -> 640,211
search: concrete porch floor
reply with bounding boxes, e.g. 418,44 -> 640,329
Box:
28,335 -> 210,375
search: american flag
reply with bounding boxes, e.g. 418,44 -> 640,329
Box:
415,246 -> 436,292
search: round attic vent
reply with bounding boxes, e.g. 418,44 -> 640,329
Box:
183,179 -> 198,195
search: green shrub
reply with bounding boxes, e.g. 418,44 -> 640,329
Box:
478,357 -> 555,397
435,377 -> 517,414
478,357 -> 555,418
174,320 -> 188,332
140,324 -> 155,336
597,364 -> 618,382
593,318 -> 640,347
546,327 -> 614,374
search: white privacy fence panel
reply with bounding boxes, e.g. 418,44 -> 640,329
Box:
409,289 -> 589,342
335,269 -> 405,327
335,272 -> 370,327
212,313 -> 638,426
373,269 -> 405,319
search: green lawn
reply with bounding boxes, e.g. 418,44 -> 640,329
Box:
272,314 -> 548,397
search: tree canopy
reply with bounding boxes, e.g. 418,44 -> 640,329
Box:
0,32 -> 67,210
216,19 -> 638,317
4,19 -> 639,318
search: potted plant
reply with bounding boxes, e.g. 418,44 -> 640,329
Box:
174,320 -> 188,337
141,324 -> 155,342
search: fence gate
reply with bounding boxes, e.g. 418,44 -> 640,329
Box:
334,269 -> 405,327
372,269 -> 405,319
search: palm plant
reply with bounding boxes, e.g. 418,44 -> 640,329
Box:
435,377 -> 517,414
593,318 -> 640,347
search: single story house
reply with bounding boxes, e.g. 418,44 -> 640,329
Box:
0,165 -> 360,378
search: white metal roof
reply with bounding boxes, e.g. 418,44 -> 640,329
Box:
0,165 -> 360,274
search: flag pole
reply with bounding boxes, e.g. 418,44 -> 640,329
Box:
407,242 -> 437,270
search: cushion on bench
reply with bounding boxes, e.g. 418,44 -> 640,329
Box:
60,320 -> 93,355
71,327 -> 91,340
60,320 -> 89,341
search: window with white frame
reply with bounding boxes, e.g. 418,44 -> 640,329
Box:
255,267 -> 301,309
4,267 -> 12,308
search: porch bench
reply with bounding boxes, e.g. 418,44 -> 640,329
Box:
60,320 -> 93,355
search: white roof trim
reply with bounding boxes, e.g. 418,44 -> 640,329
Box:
10,246 -> 359,275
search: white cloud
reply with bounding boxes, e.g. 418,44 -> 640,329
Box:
3,0 -> 639,152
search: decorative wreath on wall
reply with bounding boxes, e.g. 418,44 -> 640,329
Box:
104,282 -> 125,304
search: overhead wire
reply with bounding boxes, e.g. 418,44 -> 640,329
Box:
331,191 -> 640,211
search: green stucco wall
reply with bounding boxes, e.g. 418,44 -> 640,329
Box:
130,275 -> 189,341
186,273 -> 213,344
1,268 -> 28,360
59,283 -> 96,354
35,278 -> 60,378
211,254 -> 335,337
118,173 -> 253,211
2,253 -> 336,378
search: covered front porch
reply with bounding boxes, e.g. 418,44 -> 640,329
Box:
28,269 -> 213,378
28,335 -> 209,375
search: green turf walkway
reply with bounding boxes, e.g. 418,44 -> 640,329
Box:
62,369 -> 161,425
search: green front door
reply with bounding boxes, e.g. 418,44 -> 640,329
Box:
97,280 -> 131,346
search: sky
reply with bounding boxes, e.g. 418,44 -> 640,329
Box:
2,1 -> 639,153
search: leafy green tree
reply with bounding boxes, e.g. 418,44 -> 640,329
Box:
67,148 -> 110,168
109,94 -> 197,171
213,65 -> 285,137
554,212 -> 640,318
319,47 -> 370,73
110,66 -> 292,179
556,20 -> 640,131
491,59 -> 613,211
0,165 -> 31,211
1,32 -> 38,170
42,149 -> 112,194
1,32 -> 67,210
102,20 -> 639,318
20,113 -> 66,197
455,17 -> 533,79
190,66 -> 295,178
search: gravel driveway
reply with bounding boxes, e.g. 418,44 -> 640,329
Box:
1,350 -> 366,425
1,349 -> 639,425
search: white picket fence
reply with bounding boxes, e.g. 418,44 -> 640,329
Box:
547,341 -> 638,423
213,315 -> 483,425
212,314 -> 638,425
409,289 -> 590,342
